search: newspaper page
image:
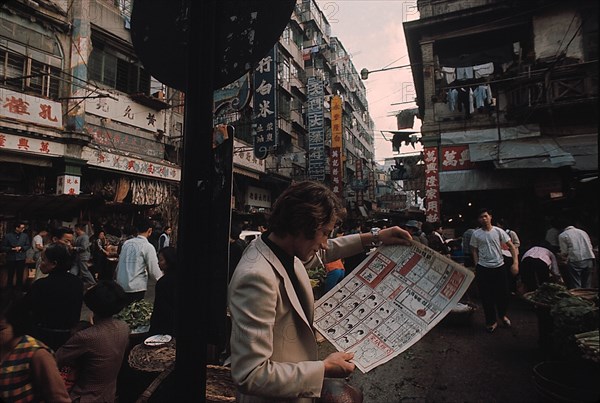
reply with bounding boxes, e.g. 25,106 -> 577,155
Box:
314,241 -> 474,373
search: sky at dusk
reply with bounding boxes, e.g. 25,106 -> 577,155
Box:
315,0 -> 422,163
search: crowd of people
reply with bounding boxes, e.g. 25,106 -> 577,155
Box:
0,217 -> 176,402
1,181 -> 597,402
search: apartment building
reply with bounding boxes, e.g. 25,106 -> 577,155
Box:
404,0 -> 598,240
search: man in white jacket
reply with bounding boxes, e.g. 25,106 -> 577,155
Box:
228,181 -> 412,402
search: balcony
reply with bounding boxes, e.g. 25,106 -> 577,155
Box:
504,61 -> 598,119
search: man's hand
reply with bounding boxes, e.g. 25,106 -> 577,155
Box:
510,263 -> 519,276
323,352 -> 355,378
379,226 -> 413,245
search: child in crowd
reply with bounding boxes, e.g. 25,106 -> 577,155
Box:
0,288 -> 70,402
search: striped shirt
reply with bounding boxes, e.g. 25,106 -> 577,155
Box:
0,335 -> 49,402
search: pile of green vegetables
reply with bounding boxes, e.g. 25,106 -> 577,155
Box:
575,330 -> 600,362
114,300 -> 154,330
307,265 -> 326,289
525,283 -> 572,306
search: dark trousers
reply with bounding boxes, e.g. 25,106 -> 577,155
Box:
124,291 -> 145,305
520,257 -> 550,292
6,260 -> 26,288
475,264 -> 510,326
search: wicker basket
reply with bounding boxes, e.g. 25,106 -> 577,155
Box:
206,365 -> 236,402
568,288 -> 599,306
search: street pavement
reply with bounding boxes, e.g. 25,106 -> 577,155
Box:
318,294 -> 565,402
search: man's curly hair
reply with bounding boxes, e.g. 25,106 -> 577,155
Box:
268,181 -> 345,240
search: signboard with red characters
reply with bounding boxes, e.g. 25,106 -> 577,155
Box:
56,175 -> 80,195
423,147 -> 441,223
440,145 -> 474,171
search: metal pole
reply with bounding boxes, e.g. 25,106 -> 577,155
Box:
176,0 -> 216,400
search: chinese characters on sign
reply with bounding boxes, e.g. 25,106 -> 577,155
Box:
0,133 -> 65,156
424,147 -> 441,222
308,76 -> 325,181
81,147 -> 181,181
56,175 -> 80,195
0,88 -> 63,129
355,158 -> 364,206
233,140 -> 265,173
252,47 -> 278,159
245,185 -> 271,209
330,95 -> 343,198
85,93 -> 164,133
440,145 -> 474,171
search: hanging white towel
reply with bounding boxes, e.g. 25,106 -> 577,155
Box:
441,67 -> 456,84
473,62 -> 494,78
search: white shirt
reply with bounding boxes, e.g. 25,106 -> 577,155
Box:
558,226 -> 595,263
470,226 -> 509,268
501,229 -> 520,258
522,246 -> 560,277
116,235 -> 163,293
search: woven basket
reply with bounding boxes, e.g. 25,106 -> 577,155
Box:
206,365 -> 236,402
129,341 -> 176,373
568,288 -> 599,306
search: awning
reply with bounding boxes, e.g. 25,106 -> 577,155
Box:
441,125 -> 540,145
233,166 -> 260,180
469,133 -> 597,170
0,193 -> 105,219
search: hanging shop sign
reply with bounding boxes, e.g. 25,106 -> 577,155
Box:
0,132 -> 65,156
252,47 -> 278,159
81,147 -> 181,181
245,185 -> 271,209
440,145 -> 474,171
424,147 -> 441,223
233,140 -> 265,173
307,76 -> 325,181
355,158 -> 364,206
56,175 -> 80,195
85,93 -> 165,133
330,94 -> 343,198
214,73 -> 251,113
330,147 -> 343,198
0,88 -> 63,129
331,95 -> 342,148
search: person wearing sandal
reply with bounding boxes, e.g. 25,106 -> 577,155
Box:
470,208 -> 519,333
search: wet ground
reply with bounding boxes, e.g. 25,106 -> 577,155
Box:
318,292 -> 598,403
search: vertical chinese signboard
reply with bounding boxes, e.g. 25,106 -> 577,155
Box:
307,77 -> 325,181
253,47 -> 278,159
355,158 -> 364,206
330,95 -> 343,198
424,147 -> 441,222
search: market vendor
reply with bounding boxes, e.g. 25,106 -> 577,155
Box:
227,180 -> 412,402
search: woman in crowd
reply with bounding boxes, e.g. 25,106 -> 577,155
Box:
92,229 -> 112,280
55,280 -> 130,402
26,242 -> 84,351
149,246 -> 178,335
0,288 -> 70,402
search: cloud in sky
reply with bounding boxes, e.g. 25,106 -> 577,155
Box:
316,0 -> 422,162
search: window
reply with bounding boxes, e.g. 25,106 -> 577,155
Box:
88,46 -> 150,95
0,48 -> 60,99
0,15 -> 62,99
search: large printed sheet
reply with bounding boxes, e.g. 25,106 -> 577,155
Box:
314,241 -> 474,373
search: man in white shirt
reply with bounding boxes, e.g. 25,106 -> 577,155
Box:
557,218 -> 595,289
116,219 -> 163,304
470,208 -> 518,333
